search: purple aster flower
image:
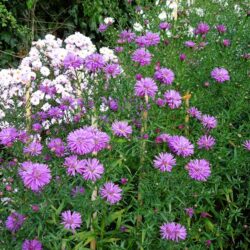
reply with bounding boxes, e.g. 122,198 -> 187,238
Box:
6,212 -> 26,233
185,207 -> 194,218
243,140 -> 250,151
164,90 -> 182,109
23,141 -> 43,156
64,155 -> 84,176
155,133 -> 170,144
201,115 -> 217,129
144,32 -> 160,46
154,68 -> 175,85
168,135 -> 194,157
153,152 -> 176,172
131,48 -> 151,66
195,22 -> 210,35
47,107 -> 64,119
0,127 -> 18,147
211,67 -> 230,83
22,239 -> 42,250
61,210 -> 82,231
188,107 -> 202,119
216,24 -> 227,33
179,53 -> 186,61
17,130 -> 30,143
156,98 -> 166,107
81,158 -> 104,182
135,77 -> 158,98
48,138 -> 65,157
32,123 -> 42,132
67,128 -> 95,155
64,52 -> 83,69
98,23 -> 108,32
160,222 -> 187,242
39,84 -> 56,97
85,53 -> 105,72
159,22 -> 171,30
197,135 -> 216,150
222,39 -> 231,47
186,159 -> 211,181
119,30 -> 136,43
184,41 -> 196,48
19,162 -> 52,192
115,47 -> 124,53
112,121 -> 132,138
100,182 -> 122,204
109,99 -> 118,111
104,63 -> 122,78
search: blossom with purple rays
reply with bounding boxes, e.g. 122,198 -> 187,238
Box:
61,210 -> 82,231
23,141 -> 43,156
0,127 -> 18,146
195,22 -> 210,35
159,22 -> 171,30
104,63 -> 122,78
201,115 -> 217,129
32,123 -> 42,132
155,133 -> 171,144
135,77 -> 158,98
112,121 -> 132,138
5,212 -> 26,233
63,52 -> 83,69
216,24 -> 227,33
81,158 -> 104,182
67,128 -> 95,155
19,161 -> 52,192
47,107 -> 64,119
98,23 -> 108,32
179,53 -> 186,61
131,48 -> 151,66
22,239 -> 42,250
39,84 -> 56,96
85,53 -> 105,72
188,107 -> 202,119
109,99 -> 118,111
243,140 -> 250,151
119,30 -> 136,43
184,41 -> 196,48
197,135 -> 216,150
154,68 -> 175,85
144,32 -> 160,46
153,152 -> 176,172
100,182 -> 122,204
211,67 -> 230,83
17,130 -> 30,143
185,207 -> 194,218
185,159 -> 211,181
160,222 -> 187,242
222,39 -> 231,47
48,138 -> 65,157
115,47 -> 124,53
156,98 -> 166,107
164,90 -> 182,109
64,155 -> 84,176
168,135 -> 194,157
135,36 -> 147,47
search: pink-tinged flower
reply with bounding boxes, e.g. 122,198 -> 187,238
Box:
222,39 -> 231,47
18,130 -> 30,143
5,212 -> 26,233
135,77 -> 158,98
71,186 -> 85,197
32,123 -> 42,132
153,152 -> 176,172
195,22 -> 210,35
197,135 -> 216,150
135,36 -> 148,47
216,24 -> 227,33
154,68 -> 175,85
19,162 -> 52,192
23,141 -> 43,156
179,53 -> 186,61
119,30 -> 136,43
155,133 -> 170,144
64,52 -> 83,69
112,121 -> 132,138
168,136 -> 194,157
243,140 -> 250,151
184,41 -> 196,48
131,48 -> 151,66
156,98 -> 166,107
201,115 -> 217,129
185,207 -> 194,218
98,23 -> 108,32
144,32 -> 160,46
100,182 -> 122,204
104,64 -> 122,78
85,53 -> 105,72
48,138 -> 65,157
188,107 -> 202,119
159,22 -> 171,30
61,210 -> 82,231
211,67 -> 230,83
64,155 -> 84,176
186,159 -> 211,181
160,222 -> 187,242
22,239 -> 42,250
164,90 -> 182,109
67,128 -> 95,155
81,158 -> 104,182
47,107 -> 64,119
0,127 -> 18,146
